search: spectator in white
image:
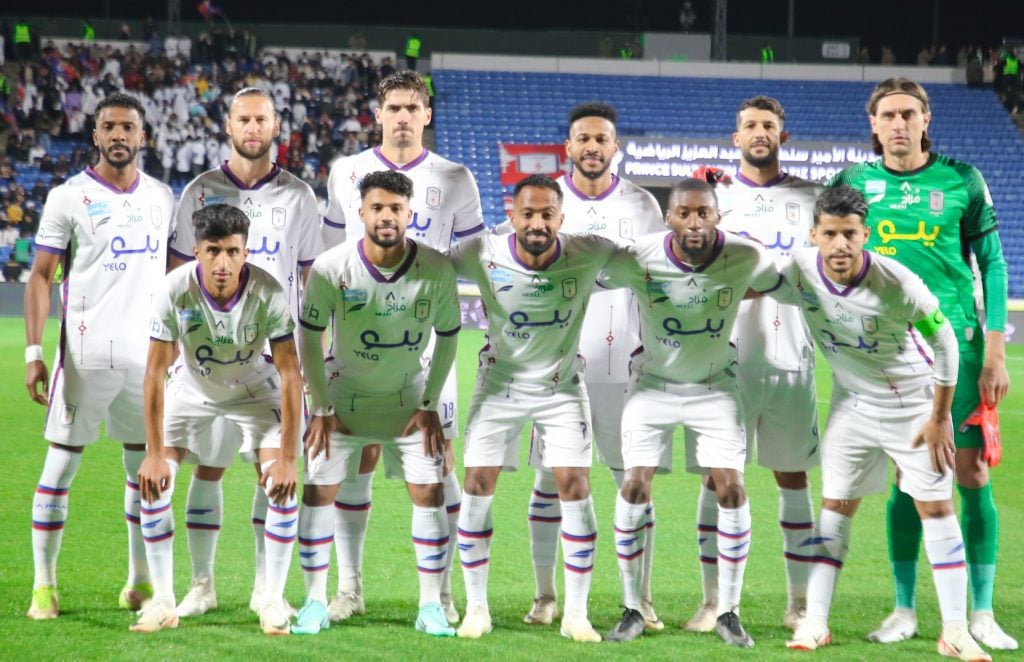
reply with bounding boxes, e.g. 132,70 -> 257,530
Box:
189,132 -> 206,176
339,114 -> 361,134
101,55 -> 121,81
164,33 -> 180,60
679,1 -> 697,31
205,135 -> 220,168
179,32 -> 192,61
174,140 -> 192,186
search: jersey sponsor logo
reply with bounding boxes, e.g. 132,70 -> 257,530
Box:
87,200 -> 112,228
409,211 -> 432,235
619,219 -> 634,240
195,346 -> 255,371
646,280 -> 669,303
929,191 -> 944,212
795,284 -> 821,312
426,186 -> 441,209
341,288 -> 368,302
272,207 -> 287,230
203,195 -> 226,206
301,302 -> 322,323
890,181 -> 921,210
561,278 -> 577,299
865,180 -> 886,203
244,323 -> 259,344
525,274 -> 554,297
206,334 -> 234,346
415,299 -> 431,321
360,328 -> 423,351
819,328 -> 879,354
375,291 -> 408,317
875,219 -> 939,247
488,268 -> 514,284
179,308 -> 203,333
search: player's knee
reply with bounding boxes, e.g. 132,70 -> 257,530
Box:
358,444 -> 382,473
555,470 -> 590,501
302,483 -> 338,507
408,482 -> 444,508
954,448 -> 988,488
620,475 -> 650,504
915,498 -> 954,519
713,472 -> 746,508
773,470 -> 808,490
51,442 -> 84,454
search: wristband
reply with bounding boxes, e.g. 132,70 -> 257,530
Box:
25,345 -> 44,364
311,404 -> 335,417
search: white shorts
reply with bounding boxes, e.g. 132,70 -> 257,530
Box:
621,372 -> 747,475
737,364 -> 820,472
43,361 -> 144,445
821,387 -> 953,502
163,373 -> 282,467
465,382 -> 593,471
424,336 -> 459,440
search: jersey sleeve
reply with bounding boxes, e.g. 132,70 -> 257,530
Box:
450,167 -> 486,240
600,243 -> 641,291
34,187 -> 74,254
299,260 -> 335,331
169,181 -> 201,261
296,184 -> 325,267
971,230 -> 1008,332
432,258 -> 462,335
149,275 -> 179,342
322,160 -> 350,248
447,236 -> 480,280
893,261 -> 942,324
748,242 -> 786,294
957,162 -> 999,241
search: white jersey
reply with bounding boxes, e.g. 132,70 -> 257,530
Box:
35,167 -> 174,370
605,230 -> 784,385
452,232 -> 621,395
717,172 -> 820,372
559,174 -> 663,383
300,238 -> 460,396
323,147 -> 485,251
783,248 -> 945,407
151,263 -> 294,397
170,163 -> 323,318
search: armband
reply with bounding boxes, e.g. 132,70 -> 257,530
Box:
913,309 -> 946,337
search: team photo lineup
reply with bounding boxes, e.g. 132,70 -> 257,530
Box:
20,66 -> 1016,660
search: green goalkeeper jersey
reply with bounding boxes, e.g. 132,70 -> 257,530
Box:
830,153 -> 1004,337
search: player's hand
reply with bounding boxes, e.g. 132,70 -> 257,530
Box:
403,409 -> 445,460
912,417 -> 956,475
303,413 -> 350,460
25,360 -> 49,406
138,454 -> 172,502
260,459 -> 298,505
978,357 -> 1010,407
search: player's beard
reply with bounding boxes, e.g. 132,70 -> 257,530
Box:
572,154 -> 610,180
101,142 -> 140,169
368,224 -> 404,249
675,231 -> 712,262
232,135 -> 273,161
742,143 -> 778,170
517,230 -> 555,257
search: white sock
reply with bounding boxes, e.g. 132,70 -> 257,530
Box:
457,493 -> 494,608
716,501 -> 751,615
561,496 -> 597,617
779,486 -> 814,608
614,493 -> 648,610
412,504 -> 448,607
141,460 -> 179,603
527,469 -> 560,599
262,468 -> 297,604
251,483 -> 268,589
696,485 -> 719,604
298,504 -> 333,604
32,446 -> 82,589
122,448 -> 150,586
805,508 -> 851,620
642,500 -> 656,604
334,471 -> 373,594
185,476 -> 222,583
923,514 -> 967,625
441,471 -> 461,599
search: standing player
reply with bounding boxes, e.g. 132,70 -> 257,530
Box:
452,175 -> 623,643
291,170 -> 460,638
132,204 -> 301,635
784,186 -> 990,662
693,96 -> 821,631
322,70 -> 484,624
602,178 -> 786,648
520,101 -> 666,629
832,78 -> 1014,650
24,93 -> 174,619
167,87 -> 322,618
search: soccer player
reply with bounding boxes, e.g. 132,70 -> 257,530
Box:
784,185 -> 990,662
692,96 -> 822,632
452,174 -> 628,643
322,70 -> 484,625
24,93 -> 175,619
291,170 -> 460,637
131,204 -> 301,635
167,87 -> 322,618
519,101 -> 666,629
831,78 -> 1014,650
603,178 -> 786,648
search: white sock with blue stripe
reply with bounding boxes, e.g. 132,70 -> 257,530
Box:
32,446 -> 82,589
457,493 -> 494,608
441,472 -> 461,599
779,486 -> 814,609
412,505 -> 448,607
716,502 -> 751,616
140,459 -> 179,603
805,508 -> 851,620
613,493 -> 648,611
335,471 -> 373,595
923,514 -> 967,625
122,448 -> 150,586
561,496 -> 597,617
528,469 -> 561,599
185,476 -> 222,583
262,475 -> 298,605
298,504 -> 333,604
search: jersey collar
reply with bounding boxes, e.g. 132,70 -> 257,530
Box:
373,146 -> 430,171
663,229 -> 724,273
880,152 -> 937,178
220,162 -> 280,190
507,232 -> 562,271
734,172 -> 788,188
85,166 -> 140,194
357,238 -> 418,283
196,263 -> 250,312
563,172 -> 619,201
816,251 -> 871,297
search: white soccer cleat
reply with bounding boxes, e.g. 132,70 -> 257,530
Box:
177,577 -> 217,617
259,600 -> 291,636
683,601 -> 718,632
440,592 -> 459,625
640,598 -> 664,631
787,615 -> 832,651
326,590 -> 365,622
457,602 -> 492,639
130,599 -> 178,633
970,611 -> 1019,650
783,605 -> 807,631
939,623 -> 992,661
523,595 -> 558,625
867,609 -> 917,643
560,609 -> 602,643
249,584 -> 299,618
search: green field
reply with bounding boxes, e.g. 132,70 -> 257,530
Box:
2,317 -> 1023,661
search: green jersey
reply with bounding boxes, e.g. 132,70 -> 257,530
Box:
830,153 -> 1003,338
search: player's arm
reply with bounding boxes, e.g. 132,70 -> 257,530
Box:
23,249 -> 61,405
321,163 -> 349,249
264,336 -> 301,504
404,329 -> 458,462
449,168 -> 486,247
910,309 -> 959,475
138,339 -> 177,502
971,230 -> 1010,406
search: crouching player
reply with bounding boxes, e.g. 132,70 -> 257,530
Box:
133,204 -> 301,635
783,186 -> 989,661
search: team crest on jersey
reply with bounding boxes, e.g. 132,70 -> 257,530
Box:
717,288 -> 734,309
786,202 -> 800,225
204,195 -> 226,206
619,219 -> 634,240
244,324 -> 259,344
415,299 -> 431,321
60,404 -> 77,426
426,186 -> 442,209
561,278 -> 578,299
861,316 -> 878,334
272,207 -> 287,230
342,289 -> 367,302
929,191 -> 944,212
150,206 -> 164,229
865,180 -> 886,203
489,268 -> 513,284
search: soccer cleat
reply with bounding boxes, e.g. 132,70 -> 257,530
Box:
176,577 -> 217,617
457,602 -> 492,639
28,586 -> 59,620
119,582 -> 154,610
291,599 -> 330,635
440,592 -> 459,625
327,590 -> 366,622
787,615 -> 833,651
248,584 -> 297,618
560,609 -> 602,643
970,612 -> 1019,650
783,605 -> 807,631
867,609 -> 917,643
716,611 -> 755,648
606,607 -> 646,642
259,600 -> 291,636
640,598 -> 664,631
523,595 -> 558,625
129,599 -> 178,633
416,602 -> 457,637
683,601 -> 718,632
939,623 -> 992,661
